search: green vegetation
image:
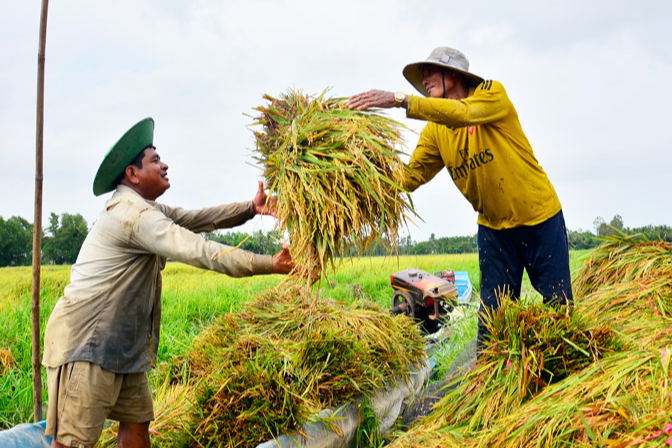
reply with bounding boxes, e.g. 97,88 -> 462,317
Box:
389,236 -> 672,448
41,213 -> 88,265
203,229 -> 285,257
0,212 -> 88,267
1,210 -> 669,267
0,216 -> 32,266
0,251 -> 590,432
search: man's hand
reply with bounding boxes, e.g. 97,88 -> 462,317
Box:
272,244 -> 295,275
253,180 -> 277,217
347,90 -> 395,111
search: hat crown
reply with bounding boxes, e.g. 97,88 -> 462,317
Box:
426,47 -> 470,73
92,117 -> 155,196
402,46 -> 484,96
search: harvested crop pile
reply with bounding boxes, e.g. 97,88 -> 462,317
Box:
573,235 -> 672,298
387,235 -> 672,448
251,89 -> 415,279
158,283 -> 426,447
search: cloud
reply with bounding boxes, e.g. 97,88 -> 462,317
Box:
1,0 -> 670,241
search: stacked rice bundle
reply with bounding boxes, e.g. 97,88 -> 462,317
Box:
155,284 -> 425,447
251,89 -> 415,279
388,236 -> 672,448
573,235 -> 672,299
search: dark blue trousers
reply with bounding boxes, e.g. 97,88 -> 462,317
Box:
477,210 -> 573,351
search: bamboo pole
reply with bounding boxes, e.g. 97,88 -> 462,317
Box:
31,0 -> 50,422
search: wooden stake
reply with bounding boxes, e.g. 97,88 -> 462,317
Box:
31,0 -> 50,422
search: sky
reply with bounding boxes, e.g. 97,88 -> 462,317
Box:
1,0 -> 671,243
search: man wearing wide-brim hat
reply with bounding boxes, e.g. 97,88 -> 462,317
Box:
349,47 -> 573,353
42,117 -> 295,448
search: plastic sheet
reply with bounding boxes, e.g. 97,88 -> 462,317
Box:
0,420 -> 52,448
256,360 -> 431,448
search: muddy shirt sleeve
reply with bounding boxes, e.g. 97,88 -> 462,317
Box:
152,201 -> 257,234
131,205 -> 273,277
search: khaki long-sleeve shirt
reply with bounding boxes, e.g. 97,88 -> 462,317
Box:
43,185 -> 273,373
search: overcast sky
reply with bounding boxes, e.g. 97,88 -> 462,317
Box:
2,0 -> 671,243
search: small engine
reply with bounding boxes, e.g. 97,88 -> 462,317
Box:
390,268 -> 458,334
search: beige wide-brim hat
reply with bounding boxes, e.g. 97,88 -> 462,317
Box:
403,47 -> 485,96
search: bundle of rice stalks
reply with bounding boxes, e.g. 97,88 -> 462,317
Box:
251,89 -> 416,279
467,348 -> 672,447
576,276 -> 672,348
573,234 -> 672,349
391,348 -> 671,448
167,283 -> 426,447
96,379 -> 194,448
402,298 -> 618,434
0,349 -> 15,375
574,235 -> 672,297
386,235 -> 672,448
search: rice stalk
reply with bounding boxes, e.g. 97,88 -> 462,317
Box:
164,283 -> 426,447
389,348 -> 671,447
0,349 -> 14,375
250,89 -> 417,281
475,348 -> 672,447
353,395 -> 383,448
574,235 -> 672,297
576,275 -> 672,349
404,298 -> 619,436
387,235 -> 672,448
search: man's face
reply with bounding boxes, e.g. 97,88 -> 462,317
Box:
134,147 -> 170,200
422,65 -> 454,98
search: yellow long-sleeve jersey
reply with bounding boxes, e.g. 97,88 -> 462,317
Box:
403,80 -> 561,230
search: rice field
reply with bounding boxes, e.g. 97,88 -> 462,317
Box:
0,250 -> 589,435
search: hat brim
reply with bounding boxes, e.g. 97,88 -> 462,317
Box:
93,117 -> 155,196
403,61 -> 485,97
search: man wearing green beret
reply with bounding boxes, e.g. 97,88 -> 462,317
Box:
349,47 -> 573,354
42,117 -> 294,448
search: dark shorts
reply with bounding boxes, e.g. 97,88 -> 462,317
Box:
477,210 -> 573,347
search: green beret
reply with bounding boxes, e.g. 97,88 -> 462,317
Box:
93,117 -> 155,196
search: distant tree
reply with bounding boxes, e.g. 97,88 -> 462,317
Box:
593,216 -> 606,236
428,233 -> 436,252
42,213 -> 89,264
0,216 -> 33,266
413,241 -> 432,255
610,214 -> 624,232
627,224 -> 672,242
434,235 -> 478,253
398,235 -> 415,255
594,214 -> 625,237
204,229 -> 283,256
567,229 -> 600,250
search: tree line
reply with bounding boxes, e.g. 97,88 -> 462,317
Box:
1,213 -> 669,267
0,213 -> 88,267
